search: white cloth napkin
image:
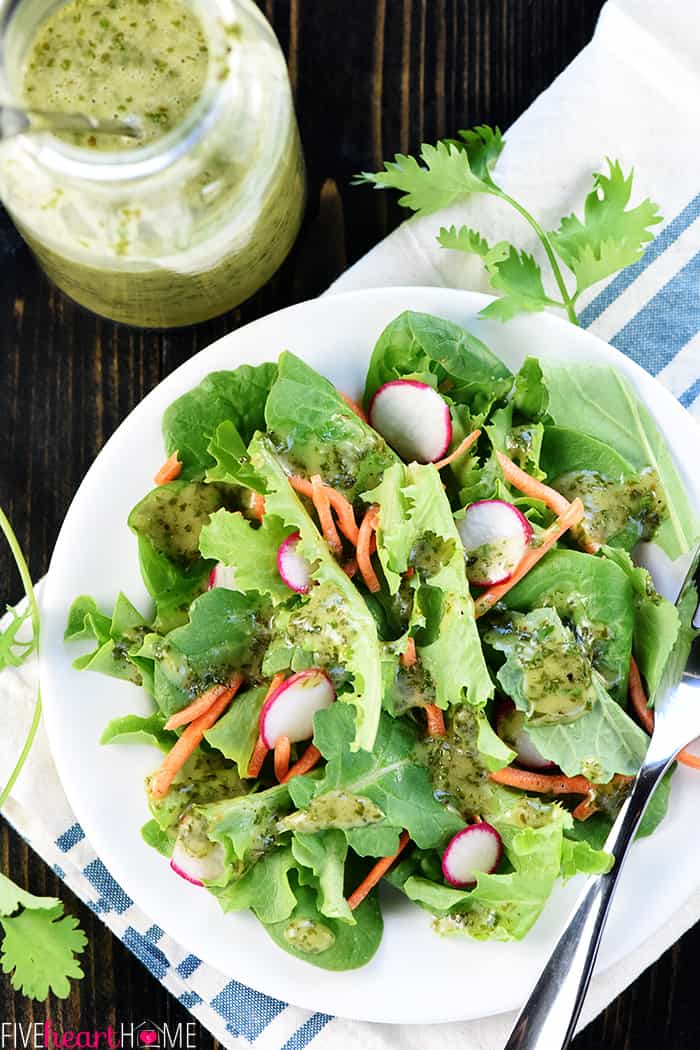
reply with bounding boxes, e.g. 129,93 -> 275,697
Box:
4,0 -> 700,1046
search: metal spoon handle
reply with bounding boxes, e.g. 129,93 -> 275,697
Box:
504,742 -> 675,1050
0,104 -> 142,142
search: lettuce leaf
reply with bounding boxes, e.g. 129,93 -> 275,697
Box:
66,592 -> 150,687
199,509 -> 293,604
291,830 -> 354,924
363,310 -> 512,412
250,434 -> 383,752
540,362 -> 700,559
265,351 -> 396,500
203,684 -> 268,778
162,363 -> 277,481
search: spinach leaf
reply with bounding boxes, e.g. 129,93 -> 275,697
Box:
101,713 -> 175,752
135,535 -> 211,634
213,848 -> 298,924
205,420 -> 268,493
265,351 -> 396,500
540,426 -> 635,484
162,364 -> 277,480
263,879 -> 383,971
251,434 -> 383,752
129,482 -> 232,566
502,548 -> 635,701
364,310 -> 512,412
540,363 -> 700,559
287,705 -> 463,850
291,830 -> 354,924
137,589 -> 271,717
601,546 -> 680,701
513,357 -> 549,420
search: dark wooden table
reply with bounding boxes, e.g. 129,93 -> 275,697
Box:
2,2 -> 696,1047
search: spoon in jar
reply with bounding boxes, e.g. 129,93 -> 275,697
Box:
504,543 -> 700,1050
0,103 -> 143,142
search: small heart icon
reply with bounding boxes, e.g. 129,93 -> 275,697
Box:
140,1033 -> 158,1046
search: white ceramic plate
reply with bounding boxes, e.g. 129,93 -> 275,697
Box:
41,287 -> 700,1024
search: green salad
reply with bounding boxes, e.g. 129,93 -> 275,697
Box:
65,310 -> 700,971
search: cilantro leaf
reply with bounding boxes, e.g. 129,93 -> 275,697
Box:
549,159 -> 662,296
437,224 -> 491,257
355,141 -> 492,215
1,904 -> 86,1000
443,125 -> 505,186
0,872 -> 58,914
0,605 -> 36,669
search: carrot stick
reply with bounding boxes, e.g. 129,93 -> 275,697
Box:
489,766 -> 593,796
474,498 -> 584,617
628,655 -> 700,769
247,735 -> 268,779
150,691 -> 235,799
281,743 -> 322,783
343,557 -> 358,578
347,831 -> 410,910
251,493 -> 266,522
246,673 -> 286,778
495,450 -> 571,517
424,704 -> 446,737
433,429 -> 481,470
325,489 -> 360,544
311,474 -> 343,556
572,797 -> 598,821
274,735 -> 291,782
357,506 -> 381,593
154,451 -> 182,486
289,475 -> 314,499
164,675 -> 243,731
400,637 -> 417,668
338,390 -> 368,423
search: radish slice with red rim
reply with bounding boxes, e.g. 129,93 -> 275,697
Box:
441,823 -> 503,888
170,837 -> 226,887
277,532 -> 312,594
457,499 -> 532,587
208,563 -> 237,591
496,700 -> 554,771
260,669 -> 335,748
368,380 -> 452,464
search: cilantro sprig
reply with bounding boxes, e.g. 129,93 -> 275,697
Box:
0,509 -> 87,999
355,125 -> 662,325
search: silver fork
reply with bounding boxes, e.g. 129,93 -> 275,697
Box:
504,545 -> 700,1050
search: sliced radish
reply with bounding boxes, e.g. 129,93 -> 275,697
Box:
277,532 -> 312,594
170,837 -> 226,887
441,823 -> 503,888
457,499 -> 532,586
368,380 -> 452,464
208,562 -> 237,591
260,669 -> 335,748
496,699 -> 554,771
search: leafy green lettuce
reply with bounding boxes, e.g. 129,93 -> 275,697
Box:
65,593 -> 149,686
199,509 -> 293,604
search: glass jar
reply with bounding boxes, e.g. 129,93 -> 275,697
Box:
0,0 -> 305,327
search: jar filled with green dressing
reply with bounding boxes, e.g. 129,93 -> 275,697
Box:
0,0 -> 305,327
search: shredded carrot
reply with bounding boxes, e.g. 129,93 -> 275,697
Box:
164,675 -> 243,731
246,673 -> 286,778
572,796 -> 598,821
154,451 -> 182,486
424,703 -> 446,737
405,566 -> 415,580
357,506 -> 381,593
347,831 -> 410,910
247,735 -> 268,779
325,489 -> 360,544
274,735 -> 291,782
495,450 -> 571,517
628,655 -> 700,770
474,498 -> 584,617
343,557 -> 358,578
433,429 -> 481,471
289,475 -> 314,499
489,766 -> 593,796
282,743 -> 322,783
311,475 -> 343,556
338,390 -> 368,423
150,691 -> 235,799
251,493 -> 266,522
400,637 -> 417,668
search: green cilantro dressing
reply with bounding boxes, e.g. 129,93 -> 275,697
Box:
22,0 -> 208,150
279,791 -> 385,833
283,919 -> 335,955
553,469 -> 666,547
130,482 -> 235,565
409,531 -> 457,579
426,706 -> 491,818
147,749 -> 245,832
464,539 -> 514,585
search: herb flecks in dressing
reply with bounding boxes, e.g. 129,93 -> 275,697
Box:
278,791 -> 385,833
553,469 -> 666,547
426,706 -> 491,818
23,0 -> 209,150
283,918 -> 335,955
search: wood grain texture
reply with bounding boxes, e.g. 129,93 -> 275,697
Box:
3,1 -> 697,1047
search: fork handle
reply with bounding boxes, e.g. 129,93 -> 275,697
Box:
504,749 -> 675,1050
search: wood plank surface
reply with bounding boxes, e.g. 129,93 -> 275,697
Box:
3,1 -> 696,1046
